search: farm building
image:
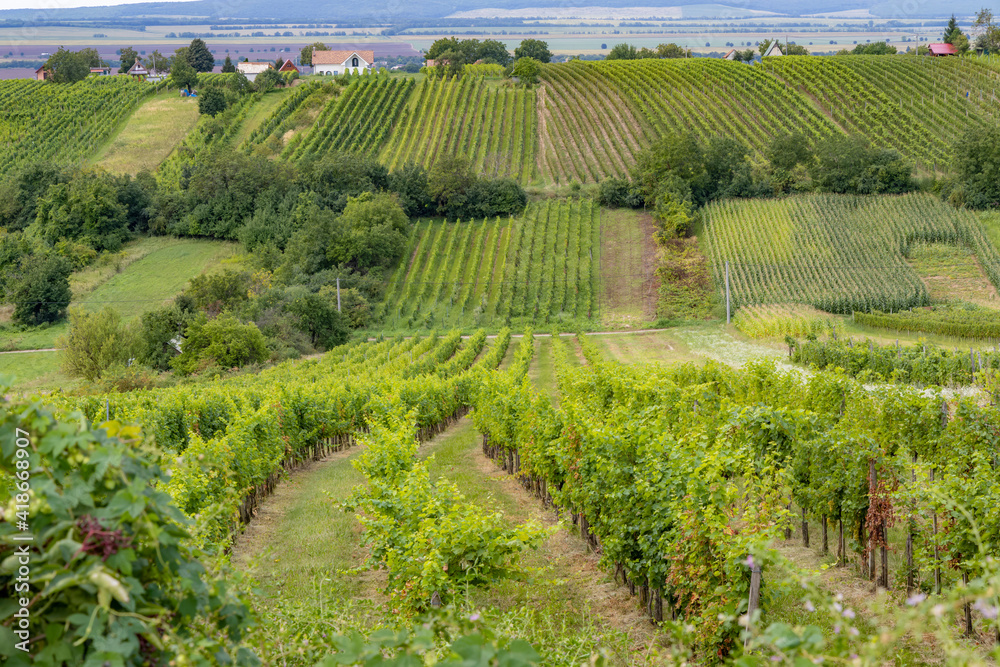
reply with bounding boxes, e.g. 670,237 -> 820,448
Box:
723,49 -> 738,60
34,65 -> 51,80
312,50 -> 375,75
278,59 -> 299,74
928,43 -> 958,56
237,61 -> 274,82
90,66 -> 112,76
763,42 -> 784,57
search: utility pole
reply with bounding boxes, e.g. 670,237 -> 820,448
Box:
725,260 -> 731,324
336,277 -> 342,312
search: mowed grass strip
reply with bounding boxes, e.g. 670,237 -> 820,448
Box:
0,350 -> 69,392
0,238 -> 236,353
92,91 -> 200,174
230,88 -> 293,148
77,239 -> 237,318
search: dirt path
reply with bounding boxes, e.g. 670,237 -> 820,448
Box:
0,348 -> 58,354
420,418 -> 670,664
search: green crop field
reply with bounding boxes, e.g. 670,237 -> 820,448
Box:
703,192 -> 1000,314
285,77 -> 414,159
380,75 -> 537,182
379,199 -> 599,331
0,77 -> 154,177
92,90 -> 200,174
767,55 -> 1000,169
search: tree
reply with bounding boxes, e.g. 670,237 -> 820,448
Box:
850,42 -> 897,55
606,43 -> 638,60
198,88 -> 228,116
953,32 -> 971,54
944,14 -> 962,43
973,8 -> 1000,53
45,47 -> 91,83
134,305 -> 190,370
510,56 -> 541,85
656,43 -> 690,58
952,125 -> 1000,208
388,163 -> 434,217
477,39 -> 512,66
283,290 -> 350,348
300,41 -> 329,66
33,171 -> 129,252
736,49 -> 756,63
785,42 -> 809,55
274,56 -> 284,69
58,307 -> 137,381
429,154 -> 477,217
514,38 -> 551,63
329,192 -> 410,269
119,46 -> 139,74
758,38 -> 776,56
221,54 -> 235,73
11,255 -> 72,326
186,38 -> 214,73
170,56 -> 198,92
253,67 -> 282,92
767,132 -> 813,172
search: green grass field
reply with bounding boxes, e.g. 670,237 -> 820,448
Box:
0,238 -> 237,354
92,91 -> 200,174
230,87 -> 294,148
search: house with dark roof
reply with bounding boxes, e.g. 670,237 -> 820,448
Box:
312,50 -> 375,75
278,59 -> 299,74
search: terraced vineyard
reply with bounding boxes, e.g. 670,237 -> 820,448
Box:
589,59 -> 841,157
704,193 -> 1000,314
379,199 -> 599,331
285,77 -> 414,159
0,77 -> 154,176
538,62 -> 649,184
767,55 -> 1000,169
380,75 -> 536,182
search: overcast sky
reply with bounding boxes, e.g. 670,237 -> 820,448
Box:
0,0 -> 192,10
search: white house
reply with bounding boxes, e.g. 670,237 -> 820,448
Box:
312,50 -> 375,75
763,42 -> 784,57
236,61 -> 274,82
723,48 -> 738,60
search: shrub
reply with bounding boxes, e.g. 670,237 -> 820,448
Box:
57,307 -> 138,382
171,314 -> 269,375
10,255 -> 72,326
0,397 -> 257,665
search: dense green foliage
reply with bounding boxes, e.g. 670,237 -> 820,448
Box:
854,304 -> 1000,339
790,335 -> 999,386
0,398 -> 256,666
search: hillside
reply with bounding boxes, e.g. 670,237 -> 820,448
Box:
0,77 -> 154,177
223,56 -> 1000,186
92,90 -> 200,174
702,192 -> 1000,313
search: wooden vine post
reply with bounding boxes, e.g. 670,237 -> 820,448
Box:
868,459 -> 877,582
745,559 -> 762,649
822,514 -> 828,554
802,507 -> 809,548
906,451 -> 917,594
931,466 -> 941,595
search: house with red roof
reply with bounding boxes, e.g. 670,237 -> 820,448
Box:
928,43 -> 958,56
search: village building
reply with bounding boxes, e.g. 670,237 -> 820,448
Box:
127,61 -> 149,78
236,61 -> 274,82
312,50 -> 375,75
34,65 -> 51,80
277,59 -> 299,74
723,49 -> 738,61
90,66 -> 112,76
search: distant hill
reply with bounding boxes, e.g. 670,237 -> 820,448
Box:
0,0 -> 989,21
